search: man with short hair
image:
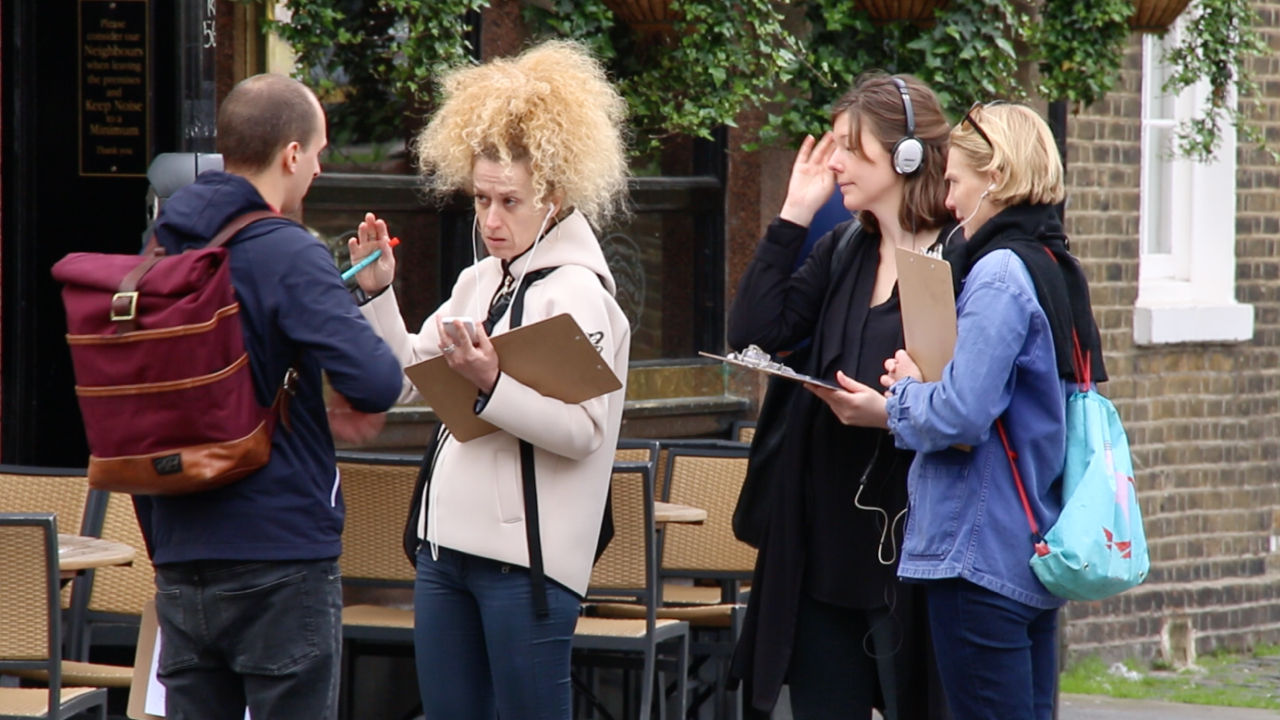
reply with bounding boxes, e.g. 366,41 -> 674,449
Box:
139,73 -> 402,720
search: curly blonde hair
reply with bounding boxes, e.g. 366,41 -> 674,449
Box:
413,40 -> 630,229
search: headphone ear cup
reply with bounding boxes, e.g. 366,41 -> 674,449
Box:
892,136 -> 925,175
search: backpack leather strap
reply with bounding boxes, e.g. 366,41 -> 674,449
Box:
111,210 -> 280,334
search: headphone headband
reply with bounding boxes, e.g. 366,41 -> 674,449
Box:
889,76 -> 924,175
891,76 -> 916,137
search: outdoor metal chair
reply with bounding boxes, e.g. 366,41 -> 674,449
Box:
575,461 -> 689,719
0,465 -> 94,613
595,444 -> 754,719
65,490 -> 155,677
730,419 -> 756,445
334,451 -> 421,719
0,512 -> 108,720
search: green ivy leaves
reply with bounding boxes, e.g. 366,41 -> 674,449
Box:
525,0 -> 796,155
1161,0 -> 1272,162
1032,0 -> 1130,107
257,0 -> 1269,164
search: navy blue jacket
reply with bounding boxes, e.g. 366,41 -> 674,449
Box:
137,171 -> 402,564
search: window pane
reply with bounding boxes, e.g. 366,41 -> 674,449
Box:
1143,124 -> 1174,256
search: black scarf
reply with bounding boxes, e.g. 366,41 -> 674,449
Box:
948,203 -> 1107,384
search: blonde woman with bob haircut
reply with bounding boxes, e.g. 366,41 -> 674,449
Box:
844,101 -> 1107,720
347,40 -> 630,719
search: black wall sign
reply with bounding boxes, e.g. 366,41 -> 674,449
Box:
79,0 -> 150,176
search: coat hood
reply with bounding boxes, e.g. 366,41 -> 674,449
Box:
152,171 -> 275,253
492,210 -> 617,297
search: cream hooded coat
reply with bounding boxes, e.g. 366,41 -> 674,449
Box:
359,210 -> 629,596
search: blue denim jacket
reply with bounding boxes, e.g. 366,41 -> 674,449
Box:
886,248 -> 1067,609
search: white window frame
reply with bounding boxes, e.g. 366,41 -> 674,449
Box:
1134,27 -> 1253,345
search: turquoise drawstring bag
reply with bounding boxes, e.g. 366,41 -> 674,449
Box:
998,343 -> 1149,602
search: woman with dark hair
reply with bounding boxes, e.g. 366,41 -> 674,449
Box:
728,72 -> 952,719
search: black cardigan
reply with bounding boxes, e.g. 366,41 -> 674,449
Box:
727,217 -> 924,712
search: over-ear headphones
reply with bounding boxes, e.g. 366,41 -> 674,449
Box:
890,77 -> 924,176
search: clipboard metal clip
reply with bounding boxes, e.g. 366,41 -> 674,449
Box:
727,344 -> 790,374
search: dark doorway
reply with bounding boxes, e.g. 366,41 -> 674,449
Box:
2,0 -> 179,465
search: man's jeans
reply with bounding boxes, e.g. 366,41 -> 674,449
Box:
154,559 -> 343,720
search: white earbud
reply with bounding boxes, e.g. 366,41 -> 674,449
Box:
943,186 -> 995,247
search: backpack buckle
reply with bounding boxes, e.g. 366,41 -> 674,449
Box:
110,291 -> 139,322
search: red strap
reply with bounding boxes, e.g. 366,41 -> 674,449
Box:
996,419 -> 1050,556
1071,328 -> 1092,389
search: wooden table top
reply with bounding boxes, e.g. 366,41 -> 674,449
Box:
58,533 -> 136,575
653,501 -> 706,525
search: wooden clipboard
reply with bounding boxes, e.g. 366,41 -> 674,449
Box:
404,312 -> 622,442
895,247 -> 956,382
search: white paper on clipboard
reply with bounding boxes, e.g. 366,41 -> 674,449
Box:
895,247 -> 957,383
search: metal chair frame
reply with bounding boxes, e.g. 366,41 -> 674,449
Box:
0,512 -> 108,720
575,460 -> 689,719
333,450 -> 422,720
66,489 -> 155,664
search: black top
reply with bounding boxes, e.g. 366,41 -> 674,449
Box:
728,216 -> 954,713
804,292 -> 911,608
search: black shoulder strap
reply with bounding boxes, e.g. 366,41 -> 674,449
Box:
400,266 -> 561,586
511,266 -> 559,618
830,218 -> 863,278
403,425 -> 447,566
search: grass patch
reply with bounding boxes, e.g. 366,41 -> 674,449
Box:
1061,653 -> 1280,711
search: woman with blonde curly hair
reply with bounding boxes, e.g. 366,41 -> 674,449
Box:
347,39 -> 630,718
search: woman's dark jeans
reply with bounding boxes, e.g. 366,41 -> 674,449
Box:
413,545 -> 580,720
925,578 -> 1058,720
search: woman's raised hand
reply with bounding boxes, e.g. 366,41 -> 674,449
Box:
779,133 -> 838,228
348,211 -> 398,293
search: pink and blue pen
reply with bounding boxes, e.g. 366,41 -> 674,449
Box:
342,237 -> 400,282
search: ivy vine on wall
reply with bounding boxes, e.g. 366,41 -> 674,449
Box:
256,0 -> 1270,164
523,0 -> 797,155
1160,0 -> 1273,161
256,0 -> 487,159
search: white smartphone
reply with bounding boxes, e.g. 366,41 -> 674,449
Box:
441,316 -> 476,342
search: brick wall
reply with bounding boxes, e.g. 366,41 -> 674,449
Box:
1060,6 -> 1280,662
